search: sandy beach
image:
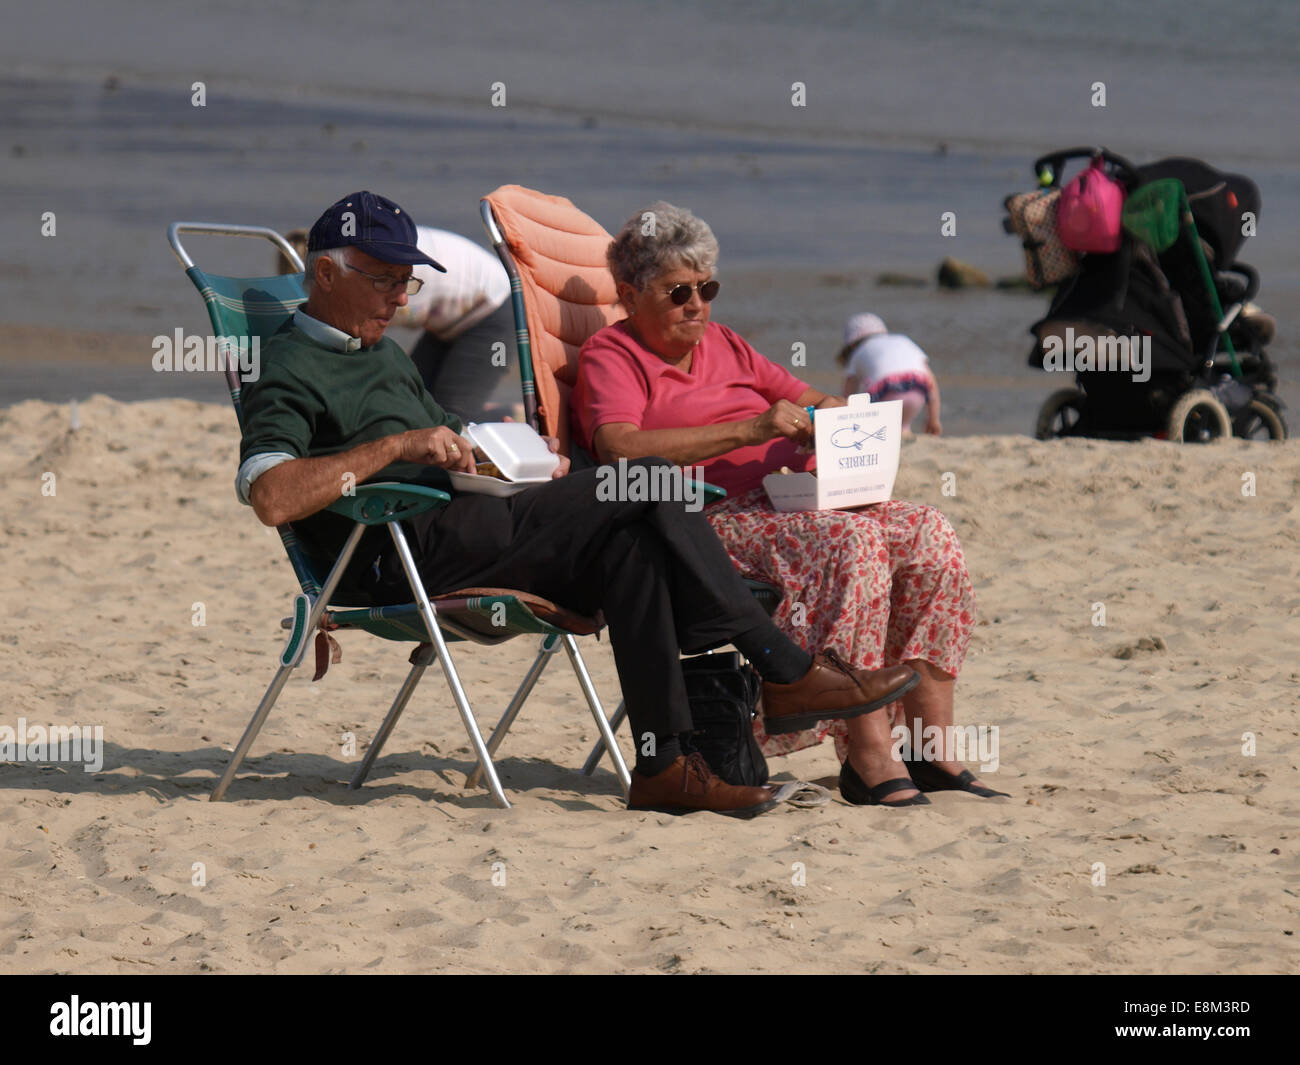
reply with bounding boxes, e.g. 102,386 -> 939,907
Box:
2,393 -> 1296,975
2,0 -> 1297,982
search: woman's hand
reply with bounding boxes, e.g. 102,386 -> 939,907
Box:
397,426 -> 477,473
751,399 -> 814,445
543,435 -> 570,478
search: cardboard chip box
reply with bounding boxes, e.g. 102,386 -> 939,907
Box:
762,395 -> 902,511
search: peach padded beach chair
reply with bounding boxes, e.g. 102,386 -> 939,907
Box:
478,185 -> 624,458
167,221 -> 629,808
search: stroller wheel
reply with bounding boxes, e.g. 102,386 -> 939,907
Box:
1035,388 -> 1087,440
1167,389 -> 1232,443
1233,398 -> 1288,441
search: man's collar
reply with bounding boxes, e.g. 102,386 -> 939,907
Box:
293,308 -> 363,352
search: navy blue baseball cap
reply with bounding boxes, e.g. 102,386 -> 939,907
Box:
307,191 -> 446,271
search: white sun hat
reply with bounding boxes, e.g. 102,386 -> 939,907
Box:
843,312 -> 888,348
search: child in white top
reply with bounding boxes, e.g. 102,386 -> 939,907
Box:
838,313 -> 942,435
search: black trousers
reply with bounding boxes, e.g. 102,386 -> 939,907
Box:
365,460 -> 772,742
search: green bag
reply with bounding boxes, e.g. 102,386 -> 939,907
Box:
1121,178 -> 1184,252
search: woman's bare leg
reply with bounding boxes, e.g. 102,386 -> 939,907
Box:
900,658 -> 992,790
844,710 -> 920,804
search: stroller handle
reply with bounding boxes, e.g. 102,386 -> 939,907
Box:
1033,146 -> 1141,190
1221,262 -> 1259,304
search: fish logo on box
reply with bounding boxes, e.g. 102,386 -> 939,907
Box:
831,424 -> 887,451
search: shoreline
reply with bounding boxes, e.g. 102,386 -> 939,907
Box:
6,321 -> 1291,440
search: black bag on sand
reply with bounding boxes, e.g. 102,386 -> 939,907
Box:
679,651 -> 769,787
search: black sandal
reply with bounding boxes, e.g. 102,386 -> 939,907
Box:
839,762 -> 930,806
905,759 -> 1009,798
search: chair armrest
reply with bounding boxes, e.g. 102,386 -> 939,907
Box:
325,482 -> 452,525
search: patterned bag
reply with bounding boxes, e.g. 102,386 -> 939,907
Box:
1004,188 -> 1080,289
679,651 -> 769,787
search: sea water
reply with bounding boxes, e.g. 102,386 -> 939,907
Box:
1,0 -> 1295,430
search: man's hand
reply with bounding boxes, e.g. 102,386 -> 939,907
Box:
397,426 -> 476,473
542,435 -> 570,478
751,399 -> 814,445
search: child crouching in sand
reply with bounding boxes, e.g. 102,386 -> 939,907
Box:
838,313 -> 942,436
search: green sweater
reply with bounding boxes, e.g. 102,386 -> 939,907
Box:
239,320 -> 463,590
239,320 -> 462,471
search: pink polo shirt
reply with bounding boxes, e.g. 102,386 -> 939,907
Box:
572,320 -> 814,497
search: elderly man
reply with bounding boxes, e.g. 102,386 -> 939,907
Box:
277,223 -> 516,421
237,191 -> 918,817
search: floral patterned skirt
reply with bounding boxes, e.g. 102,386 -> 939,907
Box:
705,490 -> 976,763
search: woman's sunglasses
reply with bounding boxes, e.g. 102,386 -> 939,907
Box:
661,280 -> 721,305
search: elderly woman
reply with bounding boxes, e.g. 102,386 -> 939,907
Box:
572,203 -> 1005,806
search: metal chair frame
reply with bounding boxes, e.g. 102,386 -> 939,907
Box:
168,222 -> 630,808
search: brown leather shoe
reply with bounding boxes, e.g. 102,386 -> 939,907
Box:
627,752 -> 779,819
761,650 -> 919,734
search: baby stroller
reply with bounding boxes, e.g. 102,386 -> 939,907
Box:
1004,146 -> 1286,442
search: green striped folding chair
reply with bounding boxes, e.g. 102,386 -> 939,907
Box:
167,221 -> 629,807
477,187 -> 782,779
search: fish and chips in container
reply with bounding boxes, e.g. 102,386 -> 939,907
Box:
446,422 -> 560,497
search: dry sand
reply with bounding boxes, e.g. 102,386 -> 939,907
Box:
1,394 -> 1297,974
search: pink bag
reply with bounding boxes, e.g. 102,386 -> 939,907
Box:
1056,158 -> 1126,254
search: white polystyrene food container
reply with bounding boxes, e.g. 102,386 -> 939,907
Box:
463,422 -> 559,481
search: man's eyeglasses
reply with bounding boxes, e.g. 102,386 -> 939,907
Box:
661,280 -> 720,305
343,262 -> 425,296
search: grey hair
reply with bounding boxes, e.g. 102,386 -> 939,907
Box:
303,246 -> 351,289
607,201 -> 719,291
